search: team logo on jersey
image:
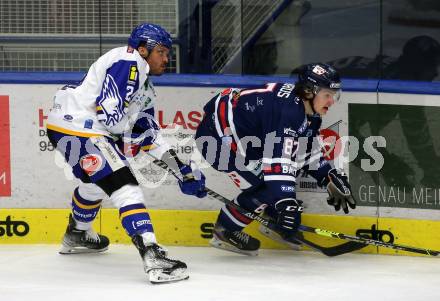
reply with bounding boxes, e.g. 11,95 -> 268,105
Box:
79,154 -> 103,176
128,65 -> 138,83
97,74 -> 125,127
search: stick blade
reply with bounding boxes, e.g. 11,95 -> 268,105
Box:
294,233 -> 367,257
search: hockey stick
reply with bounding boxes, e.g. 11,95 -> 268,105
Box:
207,182 -> 440,257
150,158 -> 366,257
298,225 -> 440,257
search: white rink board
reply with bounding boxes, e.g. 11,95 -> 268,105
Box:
1,83 -> 440,220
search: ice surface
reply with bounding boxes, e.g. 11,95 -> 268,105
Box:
0,245 -> 439,301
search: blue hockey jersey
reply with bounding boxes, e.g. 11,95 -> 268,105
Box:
203,83 -> 332,200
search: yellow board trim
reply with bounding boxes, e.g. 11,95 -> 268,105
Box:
1,209 -> 440,257
46,124 -> 103,138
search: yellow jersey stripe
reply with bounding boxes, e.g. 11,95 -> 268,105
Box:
47,124 -> 103,138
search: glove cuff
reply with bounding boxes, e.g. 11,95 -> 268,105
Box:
318,167 -> 335,188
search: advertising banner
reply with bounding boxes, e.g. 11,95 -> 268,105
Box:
0,95 -> 11,197
0,83 -> 439,222
350,103 -> 440,210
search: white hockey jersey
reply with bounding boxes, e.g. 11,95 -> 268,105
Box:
47,46 -> 168,153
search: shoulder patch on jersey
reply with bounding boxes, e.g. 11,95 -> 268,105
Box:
128,65 -> 138,83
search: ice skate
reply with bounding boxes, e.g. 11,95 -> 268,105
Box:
59,214 -> 109,254
210,223 -> 260,256
132,234 -> 189,284
258,223 -> 302,251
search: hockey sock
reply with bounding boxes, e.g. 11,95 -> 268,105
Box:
71,187 -> 102,230
119,203 -> 155,237
217,203 -> 253,232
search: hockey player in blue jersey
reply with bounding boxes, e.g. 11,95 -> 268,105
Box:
46,23 -> 206,283
195,63 -> 356,255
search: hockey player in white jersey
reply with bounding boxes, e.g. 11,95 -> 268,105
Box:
47,23 -> 206,284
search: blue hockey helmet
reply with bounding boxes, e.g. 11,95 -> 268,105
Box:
296,63 -> 342,100
128,23 -> 172,50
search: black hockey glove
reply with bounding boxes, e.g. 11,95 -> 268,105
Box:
325,169 -> 356,214
274,198 -> 304,233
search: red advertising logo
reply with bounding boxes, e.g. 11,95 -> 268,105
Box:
319,120 -> 342,161
79,154 -> 103,176
0,96 -> 11,196
157,110 -> 203,130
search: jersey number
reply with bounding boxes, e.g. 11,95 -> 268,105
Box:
283,137 -> 298,157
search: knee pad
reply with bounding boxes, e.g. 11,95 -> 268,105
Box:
77,183 -> 107,201
109,184 -> 145,208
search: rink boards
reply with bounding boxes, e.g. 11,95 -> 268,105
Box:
1,74 -> 440,257
1,208 -> 440,257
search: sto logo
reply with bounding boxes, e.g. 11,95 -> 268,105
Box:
80,154 -> 103,176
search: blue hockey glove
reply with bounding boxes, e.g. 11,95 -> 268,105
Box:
274,198 -> 304,233
326,169 -> 356,214
178,161 -> 207,198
